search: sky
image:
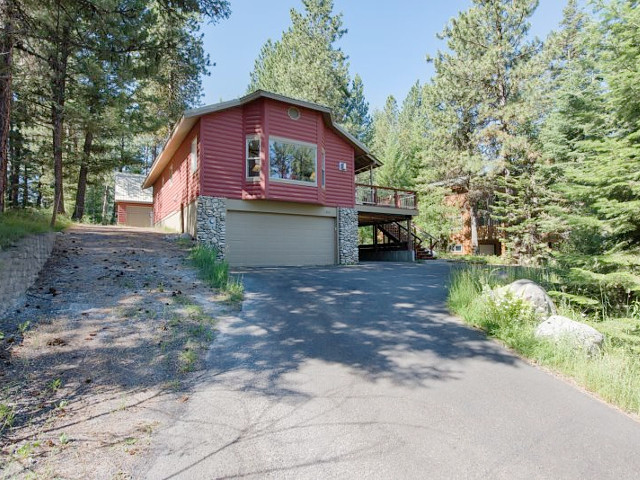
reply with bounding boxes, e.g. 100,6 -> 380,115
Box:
200,1 -> 568,112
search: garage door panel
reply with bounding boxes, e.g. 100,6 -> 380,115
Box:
126,206 -> 153,227
226,212 -> 335,266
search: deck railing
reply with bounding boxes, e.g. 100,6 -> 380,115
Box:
355,183 -> 418,210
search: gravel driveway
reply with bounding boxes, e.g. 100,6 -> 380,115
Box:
139,262 -> 640,480
1,225 -> 228,479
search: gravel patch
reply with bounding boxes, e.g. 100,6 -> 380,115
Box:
0,225 -> 234,479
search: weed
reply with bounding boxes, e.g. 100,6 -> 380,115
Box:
189,245 -> 244,302
18,321 -> 31,334
0,403 -> 15,432
16,442 -> 34,458
48,378 -> 62,392
157,282 -> 165,293
179,348 -> 197,373
175,236 -> 193,248
59,432 -> 69,445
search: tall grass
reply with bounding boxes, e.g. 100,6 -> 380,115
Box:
449,266 -> 640,416
0,209 -> 71,249
190,245 -> 244,302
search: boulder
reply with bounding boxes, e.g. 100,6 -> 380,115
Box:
496,279 -> 557,316
535,315 -> 604,354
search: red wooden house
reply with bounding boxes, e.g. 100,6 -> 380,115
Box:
142,90 -> 420,266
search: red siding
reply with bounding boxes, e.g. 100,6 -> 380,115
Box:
116,201 -> 153,224
200,108 -> 244,198
153,122 -> 201,223
324,128 -> 355,207
168,96 -> 356,209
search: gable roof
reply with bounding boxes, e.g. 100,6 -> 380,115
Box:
142,90 -> 381,189
115,172 -> 153,204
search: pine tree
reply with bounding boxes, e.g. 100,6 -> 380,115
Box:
370,96 -> 410,188
248,0 -> 370,130
341,74 -> 372,143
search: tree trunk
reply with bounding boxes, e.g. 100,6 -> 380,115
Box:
72,129 -> 93,221
21,160 -> 27,207
0,0 -> 14,213
35,165 -> 43,207
50,21 -> 70,226
101,183 -> 109,225
9,153 -> 18,206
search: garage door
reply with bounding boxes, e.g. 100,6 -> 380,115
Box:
226,211 -> 336,266
126,205 -> 153,227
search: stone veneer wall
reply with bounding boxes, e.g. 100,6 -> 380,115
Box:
0,232 -> 57,317
196,196 -> 227,260
337,207 -> 359,265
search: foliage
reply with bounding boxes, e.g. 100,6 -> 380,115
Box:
0,208 -> 70,249
190,245 -> 244,302
248,0 -> 349,118
247,0 -> 371,140
3,0 -> 231,223
448,266 -> 640,415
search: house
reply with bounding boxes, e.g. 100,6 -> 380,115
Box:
114,172 -> 153,227
430,177 -> 503,256
142,90 -> 420,267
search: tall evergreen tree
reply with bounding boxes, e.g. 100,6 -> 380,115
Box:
423,0 -> 545,261
342,74 -> 372,143
248,0 -> 371,139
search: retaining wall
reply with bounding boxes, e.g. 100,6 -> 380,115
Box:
0,232 -> 57,317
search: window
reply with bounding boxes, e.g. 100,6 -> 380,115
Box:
190,137 -> 198,173
169,165 -> 173,186
287,107 -> 301,120
321,148 -> 325,188
246,136 -> 260,179
269,137 -> 317,185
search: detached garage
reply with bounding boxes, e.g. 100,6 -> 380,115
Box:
224,200 -> 337,267
115,173 -> 153,227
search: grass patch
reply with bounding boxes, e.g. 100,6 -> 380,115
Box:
448,266 -> 640,416
0,208 -> 71,249
190,245 -> 244,302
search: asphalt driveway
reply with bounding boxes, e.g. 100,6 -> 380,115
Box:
140,262 -> 640,479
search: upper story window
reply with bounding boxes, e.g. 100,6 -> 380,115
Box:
269,137 -> 317,185
246,136 -> 261,179
169,165 -> 173,185
190,137 -> 198,173
287,107 -> 301,120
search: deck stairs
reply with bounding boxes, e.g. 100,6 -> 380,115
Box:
376,222 -> 438,260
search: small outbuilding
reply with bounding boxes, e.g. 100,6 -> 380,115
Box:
114,172 -> 153,227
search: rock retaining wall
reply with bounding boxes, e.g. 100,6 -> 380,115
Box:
338,207 -> 359,265
196,196 -> 227,260
0,232 -> 57,317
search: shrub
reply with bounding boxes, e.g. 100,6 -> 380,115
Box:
190,245 -> 244,301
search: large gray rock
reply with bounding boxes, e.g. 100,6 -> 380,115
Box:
497,279 -> 557,316
535,315 -> 604,354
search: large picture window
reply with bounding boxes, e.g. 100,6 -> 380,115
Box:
269,137 -> 317,185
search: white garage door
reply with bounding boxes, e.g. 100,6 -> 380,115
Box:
226,211 -> 336,266
126,205 -> 153,227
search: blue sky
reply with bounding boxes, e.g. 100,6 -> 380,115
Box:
200,1 -> 567,112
